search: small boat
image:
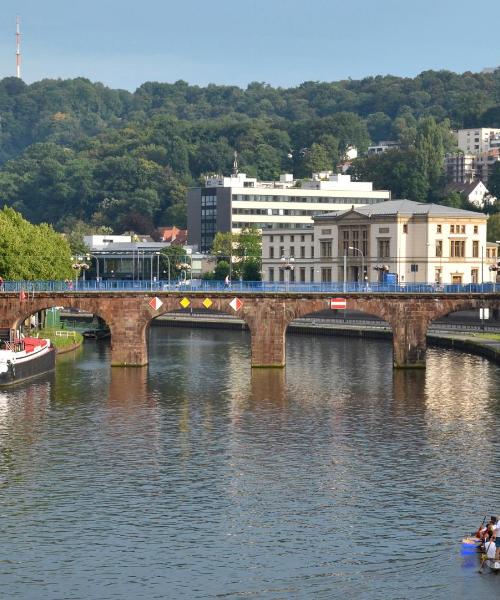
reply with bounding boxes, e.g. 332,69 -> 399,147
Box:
0,337 -> 55,386
82,328 -> 111,340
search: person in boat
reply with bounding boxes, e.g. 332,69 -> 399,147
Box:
480,532 -> 498,570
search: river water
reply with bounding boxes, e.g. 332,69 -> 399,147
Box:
0,328 -> 499,599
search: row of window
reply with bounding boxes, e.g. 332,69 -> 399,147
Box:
268,234 -> 312,243
268,266 -> 316,283
269,246 -> 313,259
267,267 -> 485,285
231,194 -> 383,204
436,224 -> 479,234
233,208 -> 314,216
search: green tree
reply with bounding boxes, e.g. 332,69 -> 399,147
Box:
0,206 -> 73,280
159,245 -> 190,280
488,162 -> 500,199
487,213 -> 500,243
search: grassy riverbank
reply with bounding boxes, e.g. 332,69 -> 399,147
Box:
473,333 -> 500,341
37,328 -> 83,352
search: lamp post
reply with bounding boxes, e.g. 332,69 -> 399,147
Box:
280,255 -> 295,291
348,246 -> 364,286
85,253 -> 100,281
161,254 -> 171,289
71,256 -> 89,289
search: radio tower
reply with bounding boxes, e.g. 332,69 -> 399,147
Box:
16,16 -> 21,79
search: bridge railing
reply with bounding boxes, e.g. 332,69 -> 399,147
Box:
1,280 -> 499,294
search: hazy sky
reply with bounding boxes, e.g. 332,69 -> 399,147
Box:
1,0 -> 499,91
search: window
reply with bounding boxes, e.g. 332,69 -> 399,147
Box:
450,225 -> 455,233
280,235 -> 284,242
290,269 -> 295,283
301,235 -> 305,242
321,268 -> 332,282
450,240 -> 465,258
269,235 -> 274,242
279,269 -> 285,282
290,235 -> 294,242
472,241 -> 479,258
310,267 -> 315,282
279,246 -> 284,258
378,239 -> 390,258
269,247 -> 274,259
300,267 -> 306,282
300,246 -> 305,258
437,224 -> 442,233
436,240 -> 442,257
320,240 -> 332,258
289,247 -> 295,258
474,225 -> 478,234
403,223 -> 408,233
311,247 -> 314,258
461,225 -> 466,234
269,267 -> 274,282
471,269 -> 479,284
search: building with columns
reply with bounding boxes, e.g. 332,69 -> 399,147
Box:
262,200 -> 496,285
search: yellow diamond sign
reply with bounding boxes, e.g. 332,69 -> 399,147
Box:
202,298 -> 213,309
180,297 -> 191,309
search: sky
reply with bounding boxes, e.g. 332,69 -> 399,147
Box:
1,0 -> 499,91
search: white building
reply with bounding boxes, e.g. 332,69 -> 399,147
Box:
457,128 -> 500,155
367,141 -> 400,155
444,180 -> 494,208
262,199 -> 495,285
187,171 -> 390,252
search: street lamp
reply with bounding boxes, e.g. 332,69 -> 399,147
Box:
348,246 -> 365,285
85,253 -> 100,281
280,255 -> 295,290
71,256 -> 89,289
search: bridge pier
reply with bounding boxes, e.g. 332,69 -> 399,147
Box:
109,320 -> 149,367
247,315 -> 286,368
392,315 -> 428,369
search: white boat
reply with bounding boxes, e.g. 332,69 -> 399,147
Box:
0,337 -> 55,386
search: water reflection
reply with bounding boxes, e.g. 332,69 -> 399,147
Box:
0,329 -> 498,599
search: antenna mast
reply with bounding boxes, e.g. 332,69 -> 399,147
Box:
16,16 -> 21,79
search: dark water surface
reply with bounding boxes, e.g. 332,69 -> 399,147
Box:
0,328 -> 499,599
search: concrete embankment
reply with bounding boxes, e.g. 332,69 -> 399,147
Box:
152,315 -> 500,366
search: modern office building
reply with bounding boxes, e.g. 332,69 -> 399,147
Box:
187,171 -> 390,252
262,199 -> 495,285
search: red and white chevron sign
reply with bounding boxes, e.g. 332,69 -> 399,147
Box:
330,297 -> 347,310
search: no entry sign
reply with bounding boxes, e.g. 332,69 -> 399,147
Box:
330,297 -> 347,310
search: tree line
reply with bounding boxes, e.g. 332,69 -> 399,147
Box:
0,70 -> 499,239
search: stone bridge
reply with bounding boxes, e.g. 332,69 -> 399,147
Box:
1,292 -> 499,369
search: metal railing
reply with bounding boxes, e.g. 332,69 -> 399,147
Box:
0,279 -> 499,295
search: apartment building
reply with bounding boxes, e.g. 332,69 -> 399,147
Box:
262,200 -> 494,285
444,153 -> 477,184
187,171 -> 390,252
457,128 -> 500,155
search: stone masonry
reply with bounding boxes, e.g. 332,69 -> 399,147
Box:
0,292 -> 498,369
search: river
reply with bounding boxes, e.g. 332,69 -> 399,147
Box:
0,328 -> 499,599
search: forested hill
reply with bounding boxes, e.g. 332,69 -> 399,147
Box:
0,69 -> 499,234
